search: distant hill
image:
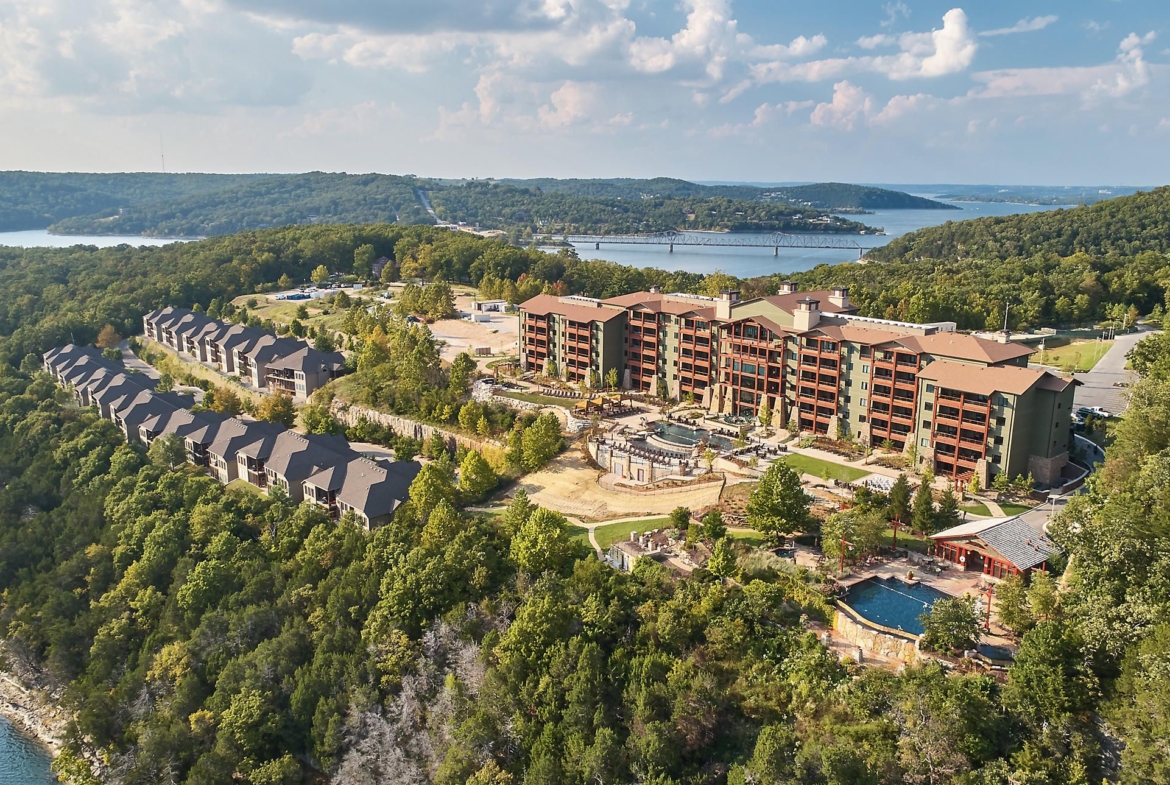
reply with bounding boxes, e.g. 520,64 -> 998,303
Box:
502,177 -> 955,212
865,186 -> 1170,263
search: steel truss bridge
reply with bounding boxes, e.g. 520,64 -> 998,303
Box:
549,230 -> 865,257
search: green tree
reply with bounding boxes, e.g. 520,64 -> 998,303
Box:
920,596 -> 982,653
889,473 -> 911,523
707,538 -> 737,578
746,462 -> 810,544
458,449 -> 498,502
311,264 -> 330,284
520,413 -> 563,472
353,244 -> 376,280
155,372 -> 174,393
510,507 -> 577,576
911,480 -> 935,534
301,404 -> 342,434
668,506 -> 692,531
276,273 -> 294,289
701,509 -> 726,541
1026,570 -> 1059,622
147,433 -> 186,471
821,508 -> 887,564
313,332 -> 335,353
257,391 -> 296,427
208,385 -> 243,416
757,397 -> 771,429
995,572 -> 1033,634
296,303 -> 310,319
935,488 -> 961,532
606,367 -> 619,391
1108,623 -> 1170,784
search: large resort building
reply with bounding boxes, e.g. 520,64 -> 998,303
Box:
520,285 -> 1079,487
43,344 -> 419,529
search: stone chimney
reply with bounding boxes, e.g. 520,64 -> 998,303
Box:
649,285 -> 661,294
777,281 -> 797,294
715,290 -> 740,321
828,286 -> 850,309
793,297 -> 821,332
996,330 -> 1011,344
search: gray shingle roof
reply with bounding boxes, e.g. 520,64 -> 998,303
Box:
931,515 -> 1062,571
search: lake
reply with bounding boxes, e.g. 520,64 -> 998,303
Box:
0,197 -> 1060,278
565,198 -> 1059,277
0,229 -> 188,248
0,715 -> 55,784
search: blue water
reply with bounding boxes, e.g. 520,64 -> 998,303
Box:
569,198 -> 1059,277
0,715 -> 55,784
652,421 -> 735,450
0,229 -> 190,248
844,576 -> 952,636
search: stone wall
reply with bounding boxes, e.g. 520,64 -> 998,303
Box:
329,401 -> 502,452
834,603 -> 921,663
1028,451 -> 1069,487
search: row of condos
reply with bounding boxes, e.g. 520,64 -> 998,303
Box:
143,307 -> 346,400
44,344 -> 420,529
519,284 -> 1079,488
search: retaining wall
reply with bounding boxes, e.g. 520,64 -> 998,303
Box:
833,601 -> 921,663
330,401 -> 502,452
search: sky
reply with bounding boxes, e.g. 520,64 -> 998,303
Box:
0,0 -> 1167,184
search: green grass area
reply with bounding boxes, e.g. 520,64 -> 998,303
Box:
729,529 -> 768,546
960,501 -> 992,517
882,527 -> 929,553
569,525 -> 592,547
782,453 -> 869,483
225,479 -> 265,496
592,517 -> 671,550
999,502 -> 1033,516
1037,340 -> 1113,372
499,390 -> 571,408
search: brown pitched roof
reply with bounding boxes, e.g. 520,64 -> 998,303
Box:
519,294 -> 627,323
757,290 -> 859,315
809,323 -> 916,345
602,292 -> 717,318
895,333 -> 1034,364
918,360 -> 1073,396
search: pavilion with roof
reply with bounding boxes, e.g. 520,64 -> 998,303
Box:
929,515 -> 1061,579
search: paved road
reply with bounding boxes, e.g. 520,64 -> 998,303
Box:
1070,329 -> 1151,415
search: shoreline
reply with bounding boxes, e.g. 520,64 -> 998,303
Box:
0,672 -> 66,759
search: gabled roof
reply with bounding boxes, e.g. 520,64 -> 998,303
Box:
263,431 -> 349,481
602,292 -> 717,318
306,458 -> 421,520
519,294 -> 627,323
918,359 -> 1074,397
266,346 -> 347,373
215,324 -> 266,353
755,289 -> 859,315
721,314 -> 791,338
931,515 -> 1061,571
808,322 -> 915,345
894,332 -> 1034,365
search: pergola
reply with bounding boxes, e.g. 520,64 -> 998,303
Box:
574,392 -> 630,417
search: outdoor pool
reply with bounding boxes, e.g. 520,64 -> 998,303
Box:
843,576 -> 952,636
652,422 -> 735,450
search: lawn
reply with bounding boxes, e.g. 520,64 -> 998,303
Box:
225,479 -> 264,496
569,525 -> 592,547
782,453 -> 869,483
729,529 -> 768,546
498,390 -> 572,408
882,527 -> 929,553
999,502 -> 1034,516
592,516 -> 672,550
960,501 -> 992,517
1038,340 -> 1113,372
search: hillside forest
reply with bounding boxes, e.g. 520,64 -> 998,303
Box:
0,185 -> 1167,783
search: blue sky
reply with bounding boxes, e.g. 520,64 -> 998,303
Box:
0,0 -> 1166,184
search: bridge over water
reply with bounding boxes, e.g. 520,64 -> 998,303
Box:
548,230 -> 866,258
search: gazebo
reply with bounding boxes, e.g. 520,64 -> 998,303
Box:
929,516 -> 1061,579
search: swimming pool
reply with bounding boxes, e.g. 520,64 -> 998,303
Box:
843,576 -> 952,636
652,422 -> 735,450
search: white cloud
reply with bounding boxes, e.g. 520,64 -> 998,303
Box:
857,34 -> 895,50
1084,20 -> 1109,34
280,101 -> 399,138
810,80 -> 873,130
979,16 -> 1058,38
870,92 -> 934,124
753,9 -> 978,84
971,31 -> 1157,102
1157,118 -> 1170,133
881,1 -> 911,29
537,81 -> 597,128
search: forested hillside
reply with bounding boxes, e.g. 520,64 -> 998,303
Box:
429,180 -> 871,236
0,171 -> 260,232
0,215 -> 1168,782
866,186 -> 1170,263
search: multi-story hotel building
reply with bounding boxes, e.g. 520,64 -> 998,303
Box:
519,284 -> 1078,487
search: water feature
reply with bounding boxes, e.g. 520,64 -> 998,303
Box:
0,715 -> 55,784
843,576 -> 952,636
564,198 -> 1061,277
652,421 -> 735,451
0,229 -> 192,248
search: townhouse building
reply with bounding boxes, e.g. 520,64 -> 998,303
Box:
519,284 -> 1078,488
142,308 -> 345,400
43,344 -> 417,529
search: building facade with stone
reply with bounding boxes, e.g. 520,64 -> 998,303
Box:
520,284 -> 1078,487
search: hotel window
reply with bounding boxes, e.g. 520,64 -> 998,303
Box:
860,398 -> 867,407
861,364 -> 869,373
922,420 -> 931,429
921,438 -> 929,448
861,381 -> 868,390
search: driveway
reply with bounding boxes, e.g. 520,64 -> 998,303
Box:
1071,329 -> 1151,416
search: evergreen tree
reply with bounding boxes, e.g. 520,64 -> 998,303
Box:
889,473 -> 911,523
911,479 -> 936,534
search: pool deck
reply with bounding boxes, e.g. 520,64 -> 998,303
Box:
822,552 -> 1019,665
